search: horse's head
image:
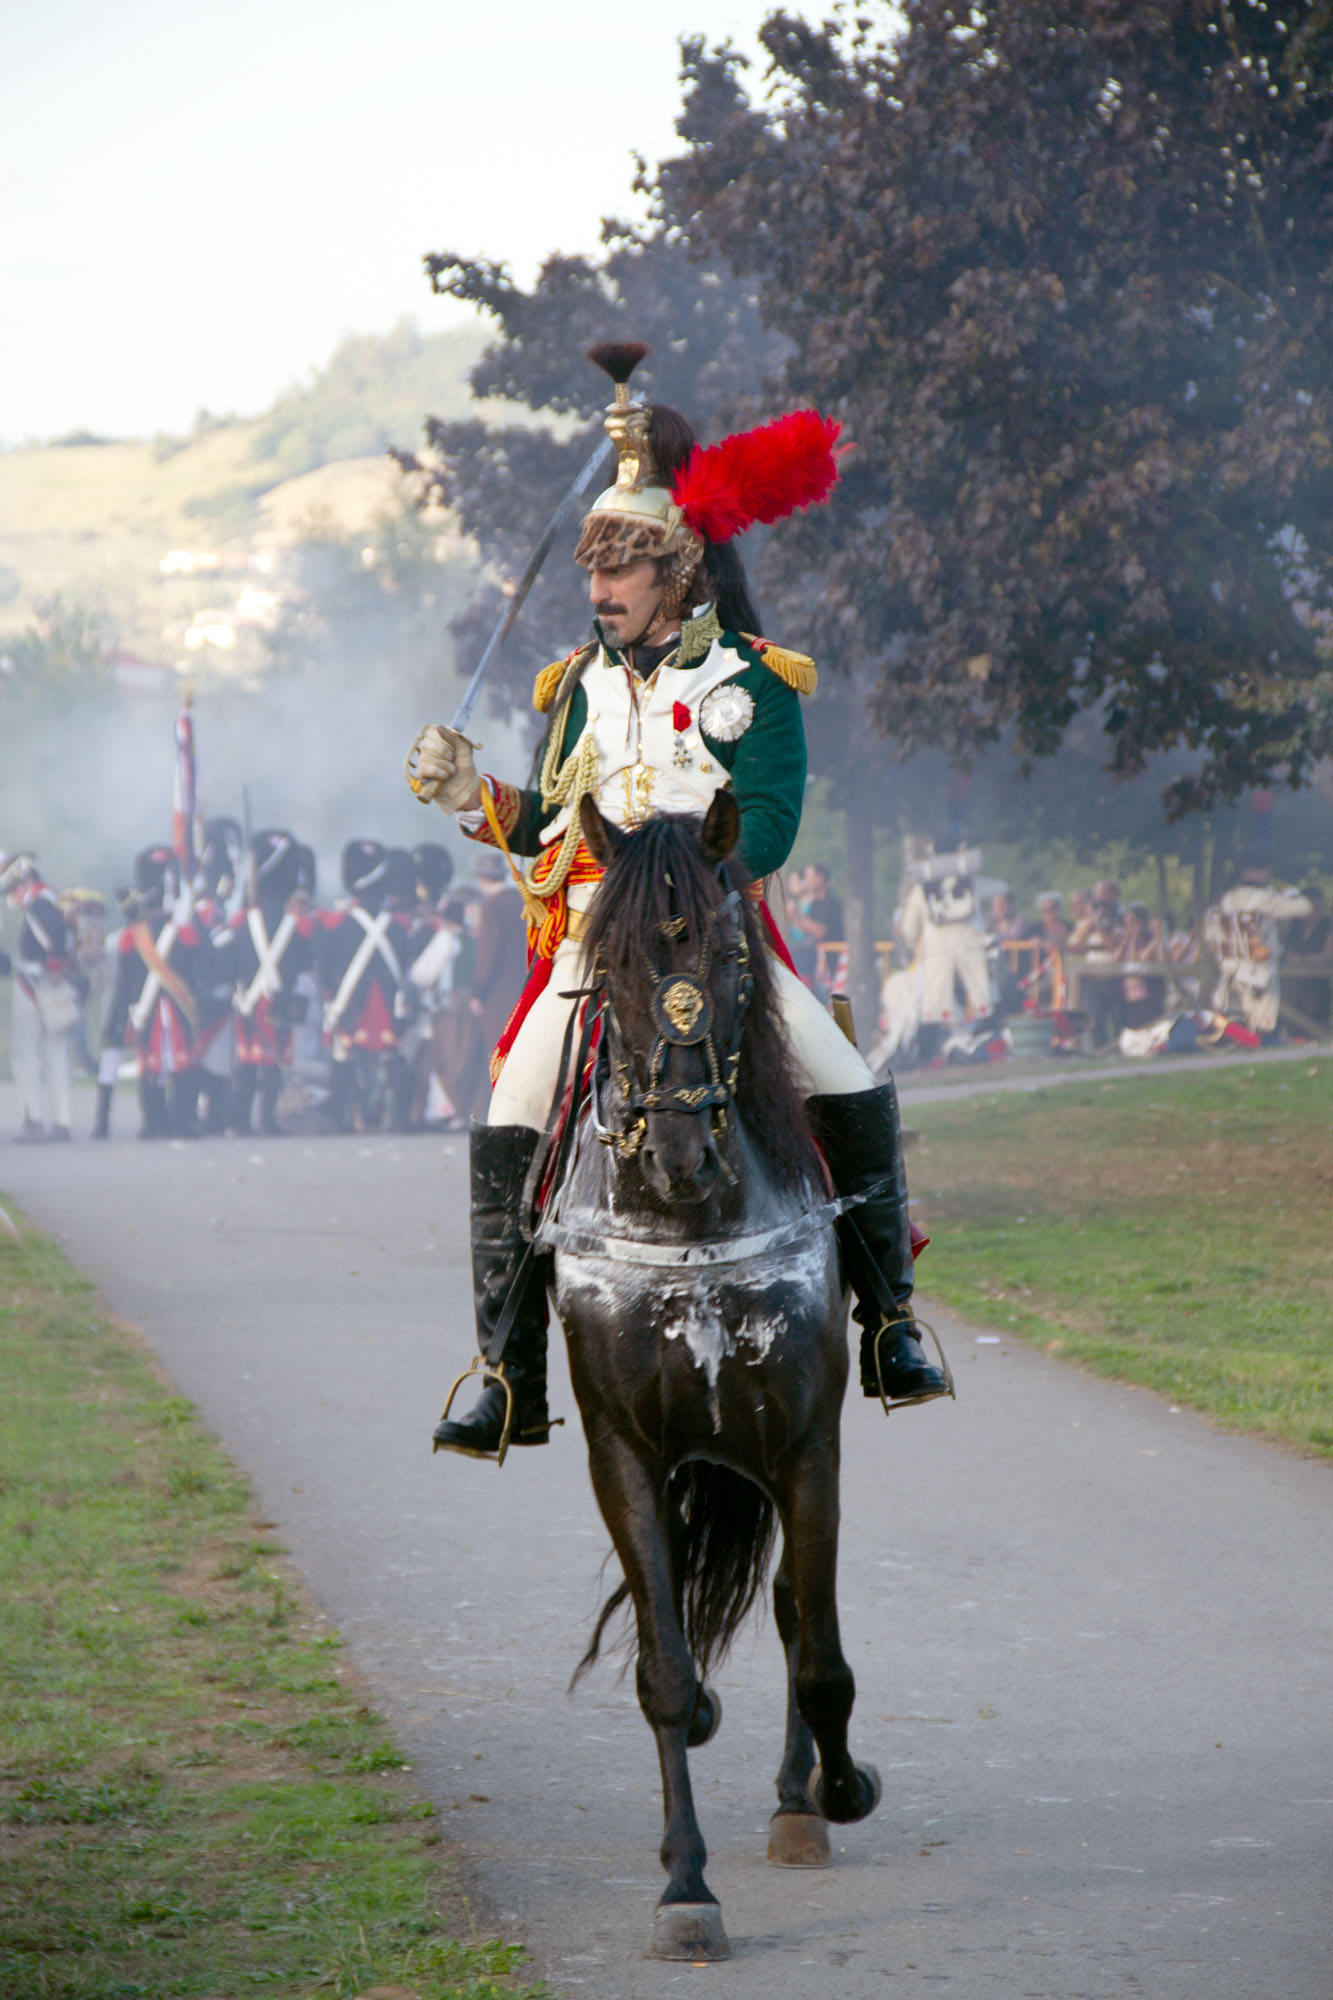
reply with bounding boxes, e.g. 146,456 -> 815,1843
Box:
580,791 -> 752,1206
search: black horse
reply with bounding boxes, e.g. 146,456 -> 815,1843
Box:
536,790 -> 880,1961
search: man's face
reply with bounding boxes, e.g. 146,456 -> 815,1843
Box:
588,559 -> 665,648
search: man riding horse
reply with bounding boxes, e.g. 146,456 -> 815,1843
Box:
410,344 -> 949,1459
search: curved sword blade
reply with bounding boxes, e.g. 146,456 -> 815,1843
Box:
450,435 -> 612,736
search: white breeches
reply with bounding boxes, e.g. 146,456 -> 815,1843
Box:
919,925 -> 993,1024
488,919 -> 873,1133
10,982 -> 72,1129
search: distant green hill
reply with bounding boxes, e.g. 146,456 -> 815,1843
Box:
248,319 -> 493,480
0,317 -> 510,659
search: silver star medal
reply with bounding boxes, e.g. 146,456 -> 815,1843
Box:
699,683 -> 755,743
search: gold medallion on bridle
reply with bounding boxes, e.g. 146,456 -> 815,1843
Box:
653,976 -> 713,1045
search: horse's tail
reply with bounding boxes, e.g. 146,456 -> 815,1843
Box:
669,1462 -> 778,1679
572,1462 -> 777,1689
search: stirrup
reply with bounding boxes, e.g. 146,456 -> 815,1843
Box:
432,1357 -> 564,1467
435,1357 -> 517,1466
870,1311 -> 956,1415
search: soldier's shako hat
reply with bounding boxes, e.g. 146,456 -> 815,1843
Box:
0,851 -> 39,895
411,841 -> 453,904
341,839 -> 388,897
251,828 -> 300,903
133,845 -> 182,912
573,342 -> 844,611
383,847 -> 416,913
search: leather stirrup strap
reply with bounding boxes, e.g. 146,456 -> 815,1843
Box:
481,982 -> 602,1372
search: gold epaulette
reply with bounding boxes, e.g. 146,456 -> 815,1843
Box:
744,636 -> 818,696
532,645 -> 592,712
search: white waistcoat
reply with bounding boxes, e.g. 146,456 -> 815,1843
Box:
540,640 -> 746,847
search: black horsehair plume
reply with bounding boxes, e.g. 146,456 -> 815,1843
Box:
586,340 -> 650,387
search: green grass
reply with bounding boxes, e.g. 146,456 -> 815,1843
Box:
909,1059 -> 1333,1456
0,1202 -> 548,1999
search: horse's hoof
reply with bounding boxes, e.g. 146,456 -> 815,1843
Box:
766,1809 -> 831,1867
687,1684 -> 722,1749
807,1760 -> 882,1824
649,1900 -> 731,1961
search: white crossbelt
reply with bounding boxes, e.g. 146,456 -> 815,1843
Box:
236,909 -> 297,1017
129,922 -> 178,1036
324,909 -> 401,1032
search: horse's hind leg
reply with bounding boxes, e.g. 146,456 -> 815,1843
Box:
584,1431 -> 730,1961
766,1540 -> 832,1867
781,1454 -> 881,1827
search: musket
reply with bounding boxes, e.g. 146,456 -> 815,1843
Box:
405,435 -> 613,803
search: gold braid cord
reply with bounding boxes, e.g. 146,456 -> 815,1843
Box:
526,682 -> 601,911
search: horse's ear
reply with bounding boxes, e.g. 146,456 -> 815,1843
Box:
580,793 -> 628,865
699,788 -> 741,863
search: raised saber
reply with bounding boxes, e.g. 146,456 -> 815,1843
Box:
406,436 -> 613,801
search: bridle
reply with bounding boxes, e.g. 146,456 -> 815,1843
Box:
591,880 -> 753,1160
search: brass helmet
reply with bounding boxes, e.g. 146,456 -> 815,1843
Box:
573,343 -> 704,615
573,341 -> 844,617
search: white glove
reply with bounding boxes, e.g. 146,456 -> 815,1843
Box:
405,724 -> 480,812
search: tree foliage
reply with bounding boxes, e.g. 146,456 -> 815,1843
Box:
657,0 -> 1333,814
399,227 -> 786,715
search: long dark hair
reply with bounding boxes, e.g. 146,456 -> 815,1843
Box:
579,813 -> 815,1184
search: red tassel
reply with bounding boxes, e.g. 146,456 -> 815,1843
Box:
670,409 -> 843,544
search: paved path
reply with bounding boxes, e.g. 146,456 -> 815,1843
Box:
3,1084 -> 1328,1999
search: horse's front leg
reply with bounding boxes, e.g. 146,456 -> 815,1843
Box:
766,1537 -> 832,1866
584,1428 -> 730,1961
780,1450 -> 881,1827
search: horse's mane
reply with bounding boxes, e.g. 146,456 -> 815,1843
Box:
581,814 -> 817,1183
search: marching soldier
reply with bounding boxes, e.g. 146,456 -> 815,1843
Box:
186,817 -> 246,1135
409,343 -> 949,1461
2,851 -> 79,1143
318,840 -> 421,1132
103,847 -> 213,1139
411,842 -> 454,920
225,828 -> 313,1136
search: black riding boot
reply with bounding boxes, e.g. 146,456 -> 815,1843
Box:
806,1082 -> 951,1407
92,1083 -> 113,1140
432,1124 -> 556,1459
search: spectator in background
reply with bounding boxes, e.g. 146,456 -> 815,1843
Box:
790,862 -> 844,1000
1029,891 -> 1071,1010
987,889 -> 1029,943
987,889 -> 1032,1013
1070,879 -> 1125,1046
1114,901 -> 1167,1028
1036,891 -> 1070,950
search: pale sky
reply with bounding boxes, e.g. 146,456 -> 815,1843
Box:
1,0 -> 779,443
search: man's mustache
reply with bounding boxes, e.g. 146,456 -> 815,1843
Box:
593,599 -> 628,618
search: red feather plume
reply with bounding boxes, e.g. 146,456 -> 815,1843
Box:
670,409 -> 843,544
